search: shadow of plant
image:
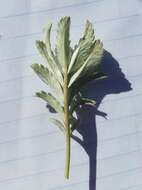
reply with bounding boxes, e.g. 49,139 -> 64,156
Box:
71,50 -> 132,190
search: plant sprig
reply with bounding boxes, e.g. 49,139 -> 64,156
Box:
31,16 -> 106,179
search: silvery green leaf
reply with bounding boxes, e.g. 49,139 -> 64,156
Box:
68,46 -> 80,73
31,63 -> 63,102
43,23 -> 53,53
68,56 -> 89,87
82,40 -> 104,75
36,40 -> 63,85
68,23 -> 103,87
68,40 -> 104,87
55,17 -> 71,72
50,118 -> 65,133
36,40 -> 53,71
43,23 -> 63,78
70,20 -> 95,73
36,91 -> 64,117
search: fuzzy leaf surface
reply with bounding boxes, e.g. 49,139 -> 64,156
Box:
55,17 -> 71,72
36,91 -> 64,117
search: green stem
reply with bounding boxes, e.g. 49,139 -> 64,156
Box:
65,126 -> 70,179
64,66 -> 70,179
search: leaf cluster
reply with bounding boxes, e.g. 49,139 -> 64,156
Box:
31,17 -> 106,133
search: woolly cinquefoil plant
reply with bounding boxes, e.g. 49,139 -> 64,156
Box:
31,16 -> 106,179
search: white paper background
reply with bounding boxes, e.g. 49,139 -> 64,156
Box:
0,0 -> 142,189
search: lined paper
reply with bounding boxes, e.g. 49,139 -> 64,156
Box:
0,0 -> 142,189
